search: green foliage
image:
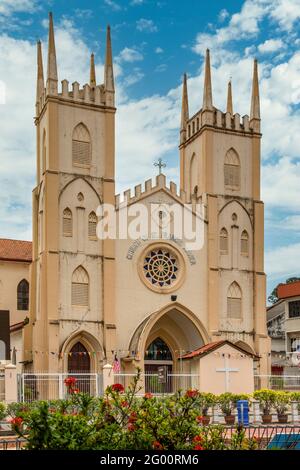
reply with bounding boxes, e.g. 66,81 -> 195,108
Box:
273,391 -> 291,415
218,393 -> 241,416
0,402 -> 6,421
253,389 -> 277,414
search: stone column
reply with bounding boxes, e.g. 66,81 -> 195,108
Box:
252,400 -> 261,425
291,401 -> 299,425
4,364 -> 18,404
103,364 -> 114,392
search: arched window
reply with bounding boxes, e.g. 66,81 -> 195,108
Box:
88,212 -> 97,240
241,230 -> 249,256
72,123 -> 91,167
63,208 -> 73,237
220,228 -> 228,254
224,148 -> 240,189
227,282 -> 242,319
144,337 -> 172,361
72,266 -> 89,307
17,279 -> 29,310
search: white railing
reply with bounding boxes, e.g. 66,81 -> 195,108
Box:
21,373 -> 101,402
114,373 -> 200,395
254,375 -> 300,391
0,373 -> 5,402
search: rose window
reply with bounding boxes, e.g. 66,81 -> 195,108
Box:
143,249 -> 178,287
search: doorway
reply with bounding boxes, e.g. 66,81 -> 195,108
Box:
67,341 -> 91,393
144,337 -> 173,393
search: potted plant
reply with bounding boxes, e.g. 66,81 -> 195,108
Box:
218,392 -> 238,425
253,389 -> 276,424
198,392 -> 216,425
274,391 -> 290,424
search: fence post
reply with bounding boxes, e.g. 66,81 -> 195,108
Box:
4,364 -> 18,404
103,364 -> 114,392
252,400 -> 261,425
212,405 -> 221,424
58,374 -> 64,399
291,401 -> 299,424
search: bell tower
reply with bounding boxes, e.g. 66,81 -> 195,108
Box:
179,51 -> 270,374
24,13 -> 116,372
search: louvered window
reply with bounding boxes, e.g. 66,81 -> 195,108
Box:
72,123 -> 91,167
88,212 -> 97,240
227,282 -> 242,319
241,230 -> 249,256
63,208 -> 72,237
17,279 -> 29,310
220,228 -> 228,254
224,148 -> 240,189
72,266 -> 89,307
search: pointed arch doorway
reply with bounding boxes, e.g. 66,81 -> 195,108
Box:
68,342 -> 91,393
144,337 -> 173,393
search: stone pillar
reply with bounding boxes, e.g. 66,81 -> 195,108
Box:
103,364 -> 114,392
212,405 -> 222,424
4,364 -> 18,404
291,401 -> 299,425
252,400 -> 261,425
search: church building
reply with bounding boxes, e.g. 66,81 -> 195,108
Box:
18,13 -> 270,379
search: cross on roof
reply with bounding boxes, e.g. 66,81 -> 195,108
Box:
154,158 -> 166,175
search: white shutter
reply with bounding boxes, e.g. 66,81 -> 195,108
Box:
72,140 -> 91,166
72,282 -> 89,307
227,298 -> 241,319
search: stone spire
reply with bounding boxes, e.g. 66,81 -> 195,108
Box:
250,59 -> 260,123
180,73 -> 189,143
202,49 -> 213,110
90,53 -> 96,88
226,79 -> 233,114
104,25 -> 115,105
36,40 -> 44,108
46,12 -> 58,95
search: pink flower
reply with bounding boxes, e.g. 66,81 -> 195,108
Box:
185,389 -> 199,399
144,392 -> 153,399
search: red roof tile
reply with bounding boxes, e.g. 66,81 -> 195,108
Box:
0,239 -> 32,262
181,340 -> 257,360
277,281 -> 300,300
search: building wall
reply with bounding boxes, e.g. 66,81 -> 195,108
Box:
0,261 -> 30,326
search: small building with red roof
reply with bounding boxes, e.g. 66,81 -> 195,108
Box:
180,340 -> 256,394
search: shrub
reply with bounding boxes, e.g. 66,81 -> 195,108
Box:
218,393 -> 240,416
0,402 -> 6,421
273,391 -> 291,415
253,389 -> 277,415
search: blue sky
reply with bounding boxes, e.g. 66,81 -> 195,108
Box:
0,0 -> 300,299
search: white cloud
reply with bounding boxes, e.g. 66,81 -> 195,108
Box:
130,0 -> 144,4
258,38 -> 284,53
270,0 -> 300,31
266,243 -> 300,279
262,158 -> 300,211
117,47 -> 143,63
136,18 -> 158,32
122,68 -> 144,86
0,0 -> 37,16
218,8 -> 229,22
155,63 -> 167,73
155,47 -> 163,54
104,0 -> 122,12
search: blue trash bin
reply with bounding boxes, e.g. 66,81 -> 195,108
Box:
237,399 -> 249,426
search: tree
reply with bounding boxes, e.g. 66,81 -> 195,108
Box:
268,277 -> 300,305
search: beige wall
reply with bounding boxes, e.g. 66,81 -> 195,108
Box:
190,343 -> 254,394
0,260 -> 30,325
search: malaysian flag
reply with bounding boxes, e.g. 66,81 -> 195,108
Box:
113,354 -> 121,373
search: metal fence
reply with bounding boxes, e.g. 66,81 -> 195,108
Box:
114,373 -> 200,395
254,375 -> 300,391
20,373 -> 102,402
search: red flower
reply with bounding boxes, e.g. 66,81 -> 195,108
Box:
144,392 -> 153,399
153,441 -> 163,450
196,415 -> 203,423
71,388 -> 80,394
185,389 -> 199,398
193,435 -> 203,443
121,400 -> 129,408
128,412 -> 137,423
64,377 -> 77,387
10,417 -> 23,428
127,423 -> 136,432
193,445 -> 204,450
112,383 -> 125,393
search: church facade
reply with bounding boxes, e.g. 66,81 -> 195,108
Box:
22,13 -> 270,377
